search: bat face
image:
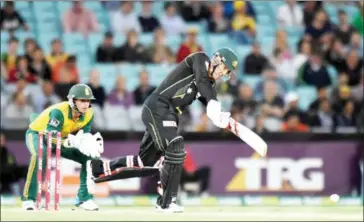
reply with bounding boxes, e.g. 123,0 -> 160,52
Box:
228,118 -> 268,157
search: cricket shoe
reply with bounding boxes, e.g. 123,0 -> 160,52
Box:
75,199 -> 99,211
156,202 -> 184,213
155,196 -> 184,213
86,160 -> 96,194
22,200 -> 35,211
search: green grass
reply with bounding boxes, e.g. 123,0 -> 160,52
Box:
1,206 -> 363,221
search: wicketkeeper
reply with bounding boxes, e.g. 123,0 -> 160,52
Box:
22,84 -> 103,211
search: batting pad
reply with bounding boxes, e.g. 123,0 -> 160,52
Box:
94,167 -> 159,184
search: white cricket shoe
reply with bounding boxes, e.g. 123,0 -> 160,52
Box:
86,160 -> 96,194
22,200 -> 35,211
156,202 -> 184,213
77,199 -> 99,211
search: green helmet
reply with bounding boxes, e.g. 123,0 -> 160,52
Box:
67,84 -> 95,113
67,84 -> 96,100
214,47 -> 239,72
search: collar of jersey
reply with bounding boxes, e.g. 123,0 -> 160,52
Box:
68,105 -> 85,121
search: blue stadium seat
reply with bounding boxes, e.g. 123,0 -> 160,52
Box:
242,76 -> 261,89
208,34 -> 232,56
38,33 -> 61,54
186,22 -> 207,34
114,33 -> 127,46
56,1 -> 72,16
145,64 -> 175,86
166,35 -> 182,53
93,64 -> 118,92
33,1 -> 55,10
327,65 -> 339,86
139,33 -> 153,46
83,1 -> 103,12
118,63 -> 143,77
257,25 -> 275,39
63,33 -> 88,56
296,86 -> 317,110
88,33 -> 104,55
236,45 -> 251,61
14,1 -> 31,11
36,22 -> 60,36
34,11 -> 58,23
257,14 -> 273,26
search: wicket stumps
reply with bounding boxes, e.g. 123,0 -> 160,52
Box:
36,131 -> 62,211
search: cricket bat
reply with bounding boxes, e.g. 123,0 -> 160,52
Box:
227,117 -> 268,157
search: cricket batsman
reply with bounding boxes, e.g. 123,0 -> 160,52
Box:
22,84 -> 102,211
87,48 -> 241,213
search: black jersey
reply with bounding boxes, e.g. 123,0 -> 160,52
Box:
154,52 -> 217,112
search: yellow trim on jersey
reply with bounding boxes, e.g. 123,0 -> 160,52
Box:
23,133 -> 37,199
29,102 -> 94,138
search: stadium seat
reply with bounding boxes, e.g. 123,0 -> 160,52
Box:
91,104 -> 106,130
327,65 -> 339,86
63,33 -> 88,55
139,33 -> 154,46
242,76 -> 261,89
14,1 -> 31,11
208,34 -> 232,56
128,105 -> 145,131
296,86 -> 317,110
103,104 -> 132,131
88,33 -> 104,56
166,35 -> 182,53
38,33 -> 61,54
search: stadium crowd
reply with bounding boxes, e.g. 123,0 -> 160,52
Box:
0,0 -> 363,133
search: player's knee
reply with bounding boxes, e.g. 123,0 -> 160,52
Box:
165,136 -> 186,165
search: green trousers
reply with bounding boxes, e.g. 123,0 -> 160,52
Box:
22,129 -> 93,202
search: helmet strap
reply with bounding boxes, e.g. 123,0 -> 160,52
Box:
68,97 -> 82,115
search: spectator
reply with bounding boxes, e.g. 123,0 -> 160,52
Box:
1,61 -> 7,82
335,100 -> 358,127
208,2 -> 229,33
309,98 -> 334,129
180,148 -> 211,196
309,87 -> 329,112
332,85 -> 354,114
270,48 -> 296,84
4,92 -> 34,127
96,31 -> 116,63
0,133 -> 27,194
283,92 -> 307,124
223,1 -> 256,20
114,29 -> 147,63
273,30 -> 293,60
304,10 -> 333,44
195,112 -> 210,132
325,38 -> 346,72
351,71 -> 363,103
107,75 -> 134,108
33,80 -> 61,113
351,1 -> 363,36
255,64 -> 289,100
178,1 -> 211,22
342,49 -> 363,86
146,28 -> 175,64
345,32 -> 363,57
7,56 -> 37,83
111,1 -> 141,34
138,1 -> 160,33
302,1 -> 322,27
46,39 -> 69,76
87,69 -> 106,108
62,1 -> 99,36
28,48 -> 52,81
243,41 -> 269,75
133,71 -> 156,105
280,111 -> 309,132
0,1 -> 28,32
230,1 -> 256,44
232,84 -> 257,116
277,0 -> 304,28
176,28 -> 203,63
55,55 -> 79,84
334,10 -> 355,45
23,38 -> 38,64
297,50 -> 331,88
259,80 -> 285,119
252,114 -> 269,134
160,2 -> 186,35
102,1 -> 120,11
293,41 -> 311,74
330,73 -> 349,103
1,37 -> 19,72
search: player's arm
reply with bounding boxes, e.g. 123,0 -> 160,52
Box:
46,109 -> 65,144
191,54 -> 229,129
